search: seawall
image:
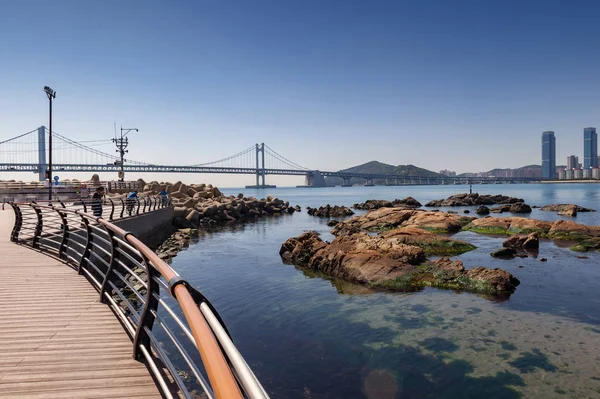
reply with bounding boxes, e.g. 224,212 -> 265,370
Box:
113,207 -> 175,249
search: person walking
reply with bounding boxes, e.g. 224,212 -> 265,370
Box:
126,190 -> 138,216
159,188 -> 168,207
91,186 -> 105,218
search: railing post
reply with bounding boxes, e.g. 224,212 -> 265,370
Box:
78,214 -> 93,275
142,197 -> 147,213
56,208 -> 69,260
81,198 -> 88,213
133,253 -> 160,361
108,198 -> 115,220
120,198 -> 125,219
31,203 -> 43,249
99,228 -> 116,302
136,198 -> 141,215
9,203 -> 22,242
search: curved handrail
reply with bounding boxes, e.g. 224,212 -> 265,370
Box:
8,201 -> 268,399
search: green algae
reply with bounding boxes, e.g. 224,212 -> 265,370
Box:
413,239 -> 476,255
378,264 -> 498,294
462,224 -> 509,235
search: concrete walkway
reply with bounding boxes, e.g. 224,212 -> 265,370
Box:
0,209 -> 161,398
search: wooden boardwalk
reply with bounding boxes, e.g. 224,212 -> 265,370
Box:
0,210 -> 161,398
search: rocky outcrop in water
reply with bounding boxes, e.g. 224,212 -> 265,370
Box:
306,205 -> 354,217
330,207 -> 474,235
424,193 -> 524,207
463,216 -> 600,243
476,205 -> 490,215
540,204 -> 595,214
490,203 -> 532,214
503,233 -> 539,251
353,197 -> 422,210
279,231 -> 519,294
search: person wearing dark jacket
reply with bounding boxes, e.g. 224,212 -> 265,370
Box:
91,186 -> 105,217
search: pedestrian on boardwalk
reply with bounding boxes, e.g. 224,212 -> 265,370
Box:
126,190 -> 138,215
91,186 -> 105,218
159,188 -> 168,206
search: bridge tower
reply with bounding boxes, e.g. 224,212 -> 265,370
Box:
245,143 -> 275,188
37,126 -> 47,182
255,143 -> 265,186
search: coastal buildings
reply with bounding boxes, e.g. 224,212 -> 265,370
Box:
584,127 -> 598,169
542,131 -> 556,179
552,128 -> 600,180
439,169 -> 456,177
566,155 -> 579,170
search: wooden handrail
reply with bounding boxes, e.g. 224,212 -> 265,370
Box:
11,202 -> 250,399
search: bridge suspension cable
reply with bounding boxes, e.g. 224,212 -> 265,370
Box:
263,144 -> 309,170
191,145 -> 256,168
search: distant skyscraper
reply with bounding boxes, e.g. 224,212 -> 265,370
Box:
542,131 -> 556,179
567,155 -> 578,170
584,127 -> 598,169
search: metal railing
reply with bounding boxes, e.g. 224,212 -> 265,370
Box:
7,195 -> 171,220
0,180 -> 138,190
8,201 -> 269,399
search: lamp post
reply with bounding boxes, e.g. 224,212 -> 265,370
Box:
44,86 -> 56,200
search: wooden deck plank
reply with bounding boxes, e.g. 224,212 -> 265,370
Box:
0,210 -> 162,398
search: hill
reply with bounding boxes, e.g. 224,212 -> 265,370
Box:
325,161 -> 441,186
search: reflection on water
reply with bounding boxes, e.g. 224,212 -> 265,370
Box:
169,184 -> 600,398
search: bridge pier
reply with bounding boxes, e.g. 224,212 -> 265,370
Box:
297,170 -> 326,187
364,178 -> 374,187
341,177 -> 352,187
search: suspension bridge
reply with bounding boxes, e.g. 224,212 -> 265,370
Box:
0,127 -> 538,187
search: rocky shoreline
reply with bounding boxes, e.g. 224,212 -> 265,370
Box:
279,194 -> 600,298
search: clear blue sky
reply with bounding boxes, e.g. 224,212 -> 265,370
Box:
1,0 -> 600,186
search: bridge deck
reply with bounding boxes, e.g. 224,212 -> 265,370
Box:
0,210 -> 161,399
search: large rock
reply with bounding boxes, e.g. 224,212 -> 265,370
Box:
476,206 -> 490,215
279,232 -> 519,295
463,217 -> 552,235
558,204 -> 577,217
395,196 -> 422,207
331,208 -> 473,235
509,203 -> 532,213
353,200 -> 393,210
464,216 -> 600,242
307,205 -> 355,217
541,204 -> 595,213
171,181 -> 183,192
425,193 -> 524,207
490,247 -> 517,258
503,233 -> 539,250
353,197 -> 422,210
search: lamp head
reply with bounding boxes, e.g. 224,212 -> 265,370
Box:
44,86 -> 56,99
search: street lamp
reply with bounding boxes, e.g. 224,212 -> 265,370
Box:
44,86 -> 56,200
